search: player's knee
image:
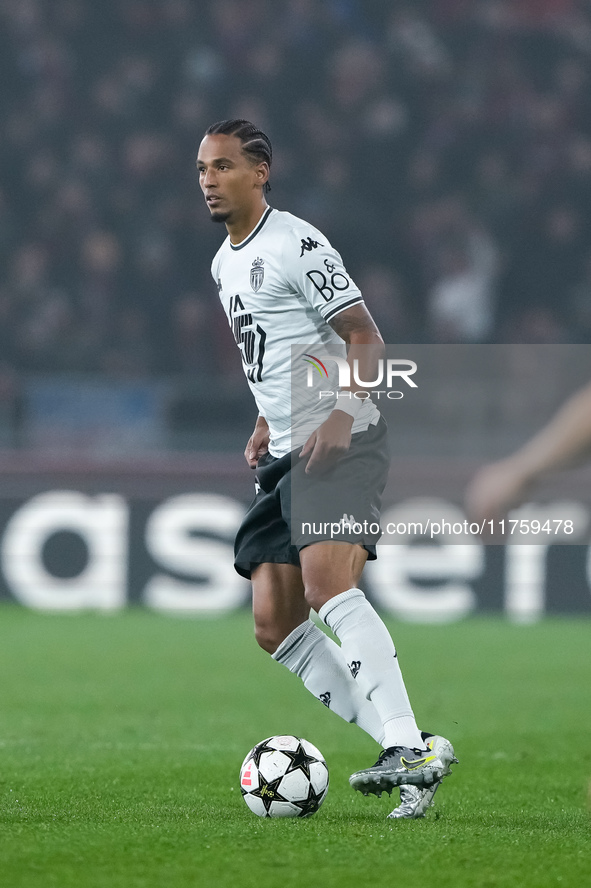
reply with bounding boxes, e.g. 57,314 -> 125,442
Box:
304,573 -> 362,613
303,579 -> 331,614
254,620 -> 283,655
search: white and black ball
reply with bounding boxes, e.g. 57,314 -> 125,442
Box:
239,735 -> 329,818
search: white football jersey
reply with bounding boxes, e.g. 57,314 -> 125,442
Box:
211,207 -> 380,456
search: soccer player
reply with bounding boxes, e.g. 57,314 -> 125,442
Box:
197,119 -> 457,819
466,381 -> 591,523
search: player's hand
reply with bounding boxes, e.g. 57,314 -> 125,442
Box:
465,458 -> 533,526
299,410 -> 353,474
245,418 -> 270,468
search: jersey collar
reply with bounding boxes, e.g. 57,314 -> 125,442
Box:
229,206 -> 273,251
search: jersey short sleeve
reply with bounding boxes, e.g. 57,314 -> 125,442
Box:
281,224 -> 364,322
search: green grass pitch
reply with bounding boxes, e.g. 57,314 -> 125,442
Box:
0,606 -> 589,888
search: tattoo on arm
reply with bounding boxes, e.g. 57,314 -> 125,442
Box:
328,304 -> 382,343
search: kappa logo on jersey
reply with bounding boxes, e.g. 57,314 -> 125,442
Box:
229,294 -> 267,383
300,236 -> 323,257
250,257 -> 264,292
319,692 -> 331,708
217,277 -> 222,292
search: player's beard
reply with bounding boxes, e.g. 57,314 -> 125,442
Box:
210,210 -> 231,223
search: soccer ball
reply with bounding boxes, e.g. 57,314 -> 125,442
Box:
239,735 -> 329,818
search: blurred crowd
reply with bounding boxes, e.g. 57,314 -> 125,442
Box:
2,0 -> 591,393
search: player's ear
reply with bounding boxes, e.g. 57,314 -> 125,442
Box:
255,162 -> 270,187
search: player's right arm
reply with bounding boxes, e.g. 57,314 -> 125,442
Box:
466,381 -> 591,522
245,414 -> 270,468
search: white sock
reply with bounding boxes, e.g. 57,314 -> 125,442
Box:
319,588 -> 424,750
272,620 -> 385,744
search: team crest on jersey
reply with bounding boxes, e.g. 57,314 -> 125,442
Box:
250,257 -> 264,292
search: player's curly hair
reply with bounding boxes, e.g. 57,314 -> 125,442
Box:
205,119 -> 272,192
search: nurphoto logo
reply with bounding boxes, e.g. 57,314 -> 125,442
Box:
303,353 -> 418,400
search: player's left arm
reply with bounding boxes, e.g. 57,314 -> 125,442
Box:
300,304 -> 384,473
329,302 -> 385,386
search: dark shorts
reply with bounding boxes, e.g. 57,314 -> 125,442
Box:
234,416 -> 389,579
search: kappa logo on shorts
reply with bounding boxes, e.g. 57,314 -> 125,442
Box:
319,691 -> 331,708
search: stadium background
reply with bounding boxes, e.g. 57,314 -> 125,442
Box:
1,0 -> 591,618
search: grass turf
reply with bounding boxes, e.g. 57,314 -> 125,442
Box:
0,607 -> 589,888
